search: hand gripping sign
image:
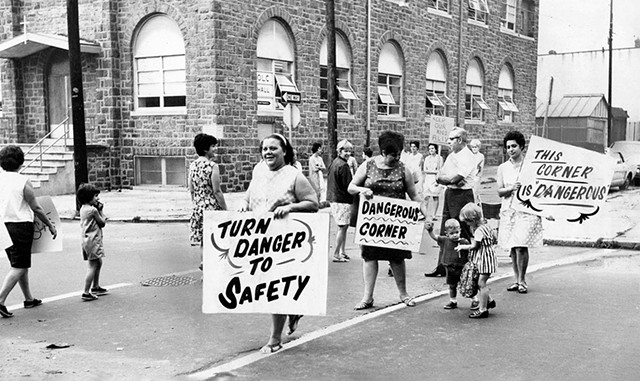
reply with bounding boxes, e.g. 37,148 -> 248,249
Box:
354,196 -> 424,252
202,211 -> 329,315
512,136 -> 615,224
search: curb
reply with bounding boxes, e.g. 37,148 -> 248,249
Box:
544,238 -> 640,251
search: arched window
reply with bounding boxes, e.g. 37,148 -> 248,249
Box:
425,51 -> 455,116
133,14 -> 186,112
498,65 -> 518,123
377,42 -> 403,116
464,58 -> 488,121
257,19 -> 298,113
320,31 -> 358,113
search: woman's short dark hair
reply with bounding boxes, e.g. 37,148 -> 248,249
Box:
363,146 -> 373,158
77,183 -> 100,205
410,140 -> 420,149
193,133 -> 218,156
261,134 -> 295,165
378,130 -> 404,156
503,130 -> 526,150
311,142 -> 322,153
428,143 -> 439,151
0,145 -> 25,171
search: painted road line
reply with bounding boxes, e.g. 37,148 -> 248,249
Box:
188,250 -> 616,380
6,282 -> 133,312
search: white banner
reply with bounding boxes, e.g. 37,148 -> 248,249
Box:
0,220 -> 11,251
202,211 -> 329,315
32,196 -> 62,253
512,136 -> 615,223
354,196 -> 423,252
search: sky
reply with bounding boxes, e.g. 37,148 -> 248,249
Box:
537,0 -> 640,54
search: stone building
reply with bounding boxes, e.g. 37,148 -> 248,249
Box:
0,0 -> 539,193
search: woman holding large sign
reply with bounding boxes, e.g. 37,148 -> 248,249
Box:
0,145 -> 57,318
348,131 -> 427,310
496,131 -> 544,294
240,133 -> 319,354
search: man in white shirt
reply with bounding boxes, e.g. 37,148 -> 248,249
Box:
425,127 -> 477,277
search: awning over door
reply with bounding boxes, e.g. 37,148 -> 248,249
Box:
0,32 -> 100,59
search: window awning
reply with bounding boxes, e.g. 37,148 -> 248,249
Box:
426,91 -> 444,107
0,32 -> 101,59
378,86 -> 395,104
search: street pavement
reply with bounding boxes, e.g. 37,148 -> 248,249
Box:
0,166 -> 638,379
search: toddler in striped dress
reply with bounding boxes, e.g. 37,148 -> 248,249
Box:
455,202 -> 497,319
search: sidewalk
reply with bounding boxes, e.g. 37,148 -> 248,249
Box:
50,165 -> 640,248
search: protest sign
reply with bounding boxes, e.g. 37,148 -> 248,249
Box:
0,220 -> 11,251
202,211 -> 329,315
428,115 -> 455,145
354,196 -> 423,252
512,136 -> 615,223
32,196 -> 62,253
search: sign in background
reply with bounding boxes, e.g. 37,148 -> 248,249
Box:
354,196 -> 423,252
512,136 -> 615,223
428,115 -> 455,145
0,220 -> 11,251
32,196 -> 62,253
202,211 -> 329,315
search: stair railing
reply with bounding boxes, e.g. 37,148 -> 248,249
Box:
19,117 -> 70,174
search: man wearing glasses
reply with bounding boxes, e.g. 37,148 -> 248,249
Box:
424,127 -> 477,277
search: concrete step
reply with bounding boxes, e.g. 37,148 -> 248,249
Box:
24,152 -> 74,161
21,159 -> 69,168
19,144 -> 72,154
20,166 -> 59,175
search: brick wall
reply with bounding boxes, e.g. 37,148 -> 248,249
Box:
1,0 -> 539,191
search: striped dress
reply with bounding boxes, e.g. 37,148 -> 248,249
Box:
470,224 -> 498,274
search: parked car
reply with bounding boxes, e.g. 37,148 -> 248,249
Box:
608,151 -> 635,190
609,141 -> 640,185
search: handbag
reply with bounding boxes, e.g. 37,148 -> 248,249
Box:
349,194 -> 360,228
458,260 -> 479,298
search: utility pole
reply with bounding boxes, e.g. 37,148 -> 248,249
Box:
607,0 -> 613,148
325,0 -> 338,160
67,0 -> 88,205
542,76 -> 553,138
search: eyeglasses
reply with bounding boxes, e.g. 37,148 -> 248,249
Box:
448,136 -> 461,141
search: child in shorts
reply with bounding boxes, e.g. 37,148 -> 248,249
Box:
77,184 -> 108,301
425,219 -> 473,309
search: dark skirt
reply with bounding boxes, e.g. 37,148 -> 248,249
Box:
5,222 -> 34,269
361,245 -> 412,263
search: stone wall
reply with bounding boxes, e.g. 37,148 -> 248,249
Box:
1,0 -> 539,191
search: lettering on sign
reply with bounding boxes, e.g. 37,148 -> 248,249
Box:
203,212 -> 329,315
512,136 -> 615,223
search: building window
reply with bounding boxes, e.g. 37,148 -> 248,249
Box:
257,19 -> 298,113
428,0 -> 450,13
133,15 -> 186,113
465,59 -> 488,121
377,42 -> 403,116
468,0 -> 490,23
136,156 -> 186,186
497,65 -> 519,123
425,51 -> 455,116
320,32 -> 357,113
501,0 -> 535,37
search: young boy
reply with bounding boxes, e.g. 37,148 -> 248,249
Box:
425,219 -> 473,309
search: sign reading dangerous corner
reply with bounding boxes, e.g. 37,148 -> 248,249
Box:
512,136 -> 615,223
354,196 -> 423,252
202,211 -> 329,315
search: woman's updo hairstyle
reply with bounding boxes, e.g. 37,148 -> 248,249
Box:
378,130 -> 404,156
